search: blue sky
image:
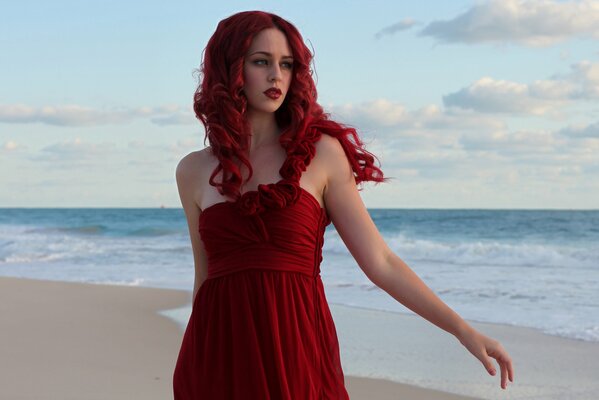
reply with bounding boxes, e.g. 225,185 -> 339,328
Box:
1,0 -> 598,209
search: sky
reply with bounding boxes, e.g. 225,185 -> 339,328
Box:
1,0 -> 598,209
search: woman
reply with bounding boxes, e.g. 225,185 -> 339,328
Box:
173,10 -> 514,399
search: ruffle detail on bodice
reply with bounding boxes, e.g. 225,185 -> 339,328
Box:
234,129 -> 321,216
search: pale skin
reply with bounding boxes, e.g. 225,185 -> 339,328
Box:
176,27 -> 515,390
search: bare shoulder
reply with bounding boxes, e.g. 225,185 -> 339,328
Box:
177,147 -> 212,174
314,132 -> 342,155
176,147 -> 212,209
313,133 -> 354,187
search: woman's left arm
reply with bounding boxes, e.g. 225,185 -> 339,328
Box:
379,251 -> 514,389
317,135 -> 514,390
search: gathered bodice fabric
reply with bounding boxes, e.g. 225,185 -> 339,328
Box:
173,130 -> 350,399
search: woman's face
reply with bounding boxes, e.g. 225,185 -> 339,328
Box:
243,28 -> 294,115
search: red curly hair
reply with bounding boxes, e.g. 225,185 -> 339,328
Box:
194,10 -> 388,200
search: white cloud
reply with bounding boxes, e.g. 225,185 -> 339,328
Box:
151,112 -> 197,126
418,0 -> 599,47
460,128 -> 562,155
443,77 -> 559,115
377,122 -> 597,191
374,18 -> 419,39
35,137 -> 118,163
165,137 -> 205,161
563,61 -> 599,99
443,61 -> 599,114
332,99 -> 409,127
328,98 -> 505,137
345,102 -> 599,187
557,120 -> 599,138
127,140 -> 146,149
28,136 -> 199,171
528,79 -> 578,100
0,104 -> 195,127
1,140 -> 21,152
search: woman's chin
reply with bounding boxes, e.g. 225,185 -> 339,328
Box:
247,105 -> 282,115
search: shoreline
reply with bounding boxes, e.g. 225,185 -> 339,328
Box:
2,276 -> 599,399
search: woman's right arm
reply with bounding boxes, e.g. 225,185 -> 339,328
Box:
176,151 -> 209,304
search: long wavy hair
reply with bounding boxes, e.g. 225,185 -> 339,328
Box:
194,10 -> 388,200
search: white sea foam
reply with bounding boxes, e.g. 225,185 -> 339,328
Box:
1,208 -> 597,343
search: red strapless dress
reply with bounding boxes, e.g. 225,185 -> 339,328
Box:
173,130 -> 350,399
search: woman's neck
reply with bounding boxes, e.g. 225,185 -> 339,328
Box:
246,112 -> 281,151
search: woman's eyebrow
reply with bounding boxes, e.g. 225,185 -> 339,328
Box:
249,51 -> 294,59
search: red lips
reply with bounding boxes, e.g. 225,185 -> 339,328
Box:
264,88 -> 282,99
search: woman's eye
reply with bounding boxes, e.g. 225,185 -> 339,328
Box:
253,59 -> 293,69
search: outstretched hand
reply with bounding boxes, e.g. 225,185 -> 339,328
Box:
456,325 -> 514,390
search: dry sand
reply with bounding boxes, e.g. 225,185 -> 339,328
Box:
0,276 -> 482,400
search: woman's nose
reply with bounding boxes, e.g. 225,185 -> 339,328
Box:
269,64 -> 283,81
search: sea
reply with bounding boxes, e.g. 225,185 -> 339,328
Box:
1,207 -> 597,343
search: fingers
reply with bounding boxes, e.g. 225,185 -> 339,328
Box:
482,355 -> 496,376
469,331 -> 515,389
500,360 -> 507,389
484,346 -> 515,389
497,348 -> 514,386
508,357 -> 514,383
494,350 -> 514,389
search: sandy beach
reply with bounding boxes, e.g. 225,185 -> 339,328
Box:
2,276 -> 598,399
0,276 -> 479,399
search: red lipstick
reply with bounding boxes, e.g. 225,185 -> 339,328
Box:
264,88 -> 282,99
